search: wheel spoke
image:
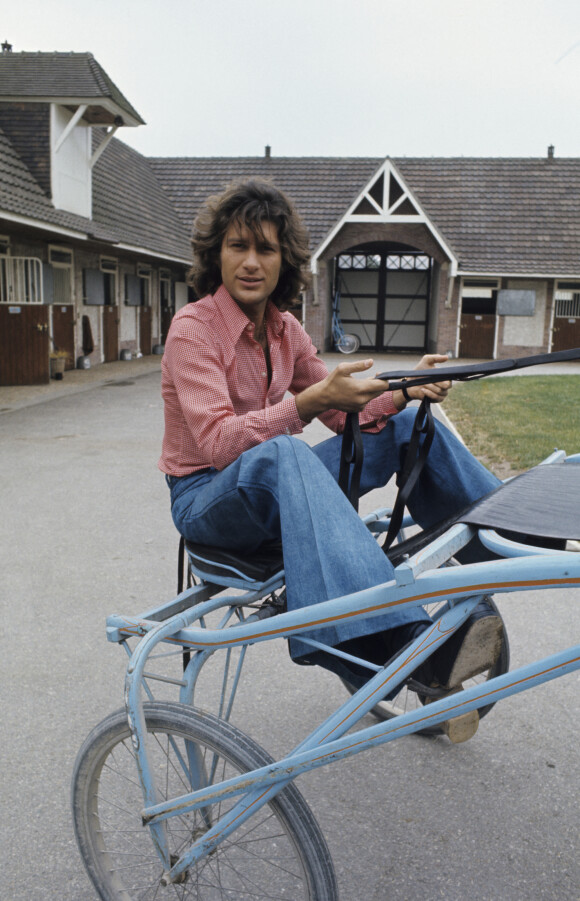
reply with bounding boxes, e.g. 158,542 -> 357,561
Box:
73,703 -> 337,899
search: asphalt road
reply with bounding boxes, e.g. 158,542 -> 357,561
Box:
0,366 -> 578,900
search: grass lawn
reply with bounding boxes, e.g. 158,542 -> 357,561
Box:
443,375 -> 580,476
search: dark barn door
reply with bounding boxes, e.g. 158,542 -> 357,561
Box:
459,291 -> 497,358
552,291 -> 580,351
0,305 -> 49,385
103,305 -> 119,362
552,316 -> 580,351
459,313 -> 495,358
139,306 -> 152,355
335,246 -> 431,353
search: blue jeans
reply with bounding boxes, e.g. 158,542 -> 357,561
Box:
168,409 -> 500,663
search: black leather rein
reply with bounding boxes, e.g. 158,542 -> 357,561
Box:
337,347 -> 580,551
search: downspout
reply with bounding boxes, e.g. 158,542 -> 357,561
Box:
311,258 -> 319,306
444,259 -> 457,309
443,262 -> 459,357
445,273 -> 455,309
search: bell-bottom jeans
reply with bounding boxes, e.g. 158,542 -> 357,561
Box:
167,409 -> 500,664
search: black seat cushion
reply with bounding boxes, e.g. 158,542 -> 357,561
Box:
387,462 -> 578,565
460,462 -> 580,540
185,540 -> 283,582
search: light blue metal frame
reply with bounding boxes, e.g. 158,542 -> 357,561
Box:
104,459 -> 580,886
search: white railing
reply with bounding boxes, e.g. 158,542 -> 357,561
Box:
0,256 -> 44,304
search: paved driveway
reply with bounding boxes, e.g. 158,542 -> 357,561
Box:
0,361 -> 578,900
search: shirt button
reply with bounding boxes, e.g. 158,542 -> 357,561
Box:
261,372 -> 267,377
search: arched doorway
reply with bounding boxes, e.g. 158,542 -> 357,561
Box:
333,241 -> 431,353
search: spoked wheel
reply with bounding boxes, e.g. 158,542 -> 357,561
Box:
341,597 -> 510,735
72,702 -> 337,900
337,334 -> 361,354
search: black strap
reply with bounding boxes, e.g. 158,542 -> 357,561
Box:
383,398 -> 435,551
380,346 -> 580,390
338,412 -> 364,511
178,534 -> 186,594
337,347 -> 580,539
177,535 -> 191,671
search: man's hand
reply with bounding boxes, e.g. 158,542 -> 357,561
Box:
394,353 -> 452,407
295,359 -> 389,422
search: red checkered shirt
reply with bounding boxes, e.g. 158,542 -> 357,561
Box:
158,285 -> 399,476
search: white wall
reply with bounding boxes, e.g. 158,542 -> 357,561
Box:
51,105 -> 92,218
502,279 -> 547,346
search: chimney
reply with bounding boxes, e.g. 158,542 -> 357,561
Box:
548,145 -> 554,159
1,40 -> 13,52
265,145 -> 271,159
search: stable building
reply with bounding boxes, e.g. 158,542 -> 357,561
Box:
1,47 -> 579,387
0,48 -> 191,386
151,152 -> 580,360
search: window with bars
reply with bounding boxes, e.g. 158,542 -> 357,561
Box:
337,253 -> 380,270
386,254 -> 429,270
0,257 -> 43,303
49,247 -> 73,266
338,252 -> 429,271
554,292 -> 580,318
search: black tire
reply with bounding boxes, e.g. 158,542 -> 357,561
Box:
72,701 -> 337,900
342,597 -> 510,735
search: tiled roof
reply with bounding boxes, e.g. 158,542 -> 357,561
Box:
394,157 -> 580,275
92,133 -> 191,260
0,124 -> 111,238
148,156 -> 384,250
150,154 -> 580,276
0,125 -> 191,260
0,52 -> 144,125
3,111 -> 580,277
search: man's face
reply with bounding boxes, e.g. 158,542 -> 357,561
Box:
220,220 -> 282,316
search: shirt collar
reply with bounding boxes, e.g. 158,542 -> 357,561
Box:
213,284 -> 285,341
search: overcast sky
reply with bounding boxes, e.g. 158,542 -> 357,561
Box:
3,0 -> 580,160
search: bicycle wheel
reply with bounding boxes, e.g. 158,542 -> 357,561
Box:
342,597 -> 510,735
72,701 -> 337,900
337,334 -> 360,354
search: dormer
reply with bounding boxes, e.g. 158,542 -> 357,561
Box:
0,49 -> 144,218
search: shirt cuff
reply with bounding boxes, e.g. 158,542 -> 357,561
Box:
281,396 -> 306,434
361,390 -> 399,423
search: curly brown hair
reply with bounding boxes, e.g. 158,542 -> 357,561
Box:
188,179 -> 311,310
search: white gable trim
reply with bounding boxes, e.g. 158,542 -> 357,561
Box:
311,158 -> 459,276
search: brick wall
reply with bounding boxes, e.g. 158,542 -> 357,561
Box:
304,221 -> 454,353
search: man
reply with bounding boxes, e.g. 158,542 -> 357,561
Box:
159,178 -> 503,741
